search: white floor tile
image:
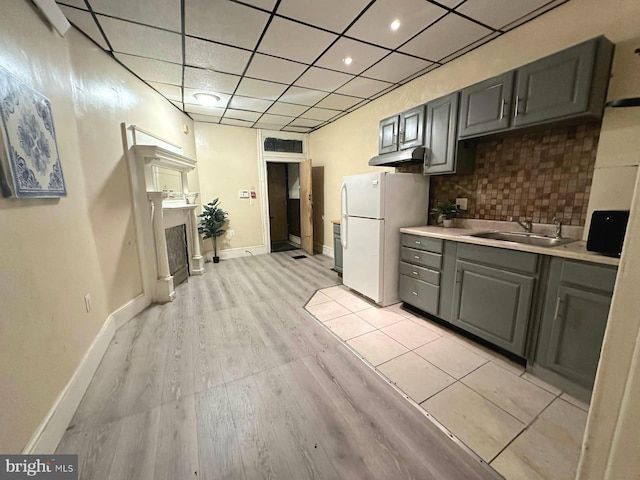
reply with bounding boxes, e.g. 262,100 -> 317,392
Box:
347,330 -> 408,366
321,285 -> 353,300
491,355 -> 526,376
380,319 -> 441,350
462,363 -> 556,423
306,301 -> 350,322
383,303 -> 415,318
421,382 -> 525,462
560,392 -> 590,412
307,291 -> 331,307
355,307 -> 405,328
335,294 -> 375,312
448,333 -> 495,360
414,337 -> 488,379
408,316 -> 453,337
521,372 -> 562,396
378,352 -> 454,403
491,398 -> 587,480
324,314 -> 377,341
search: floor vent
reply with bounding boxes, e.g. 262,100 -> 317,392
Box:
292,255 -> 307,260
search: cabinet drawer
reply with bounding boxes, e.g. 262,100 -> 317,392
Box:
457,243 -> 537,274
402,234 -> 443,253
400,262 -> 440,285
400,275 -> 439,316
559,260 -> 617,293
401,247 -> 442,269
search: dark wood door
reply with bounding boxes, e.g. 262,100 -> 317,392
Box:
267,163 -> 288,242
299,159 -> 314,255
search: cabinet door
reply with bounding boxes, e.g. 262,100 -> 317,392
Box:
378,115 -> 399,154
399,106 -> 425,150
513,39 -> 597,127
538,286 -> 611,389
452,260 -> 533,355
424,92 -> 458,175
458,72 -> 514,138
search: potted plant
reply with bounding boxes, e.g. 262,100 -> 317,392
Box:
430,200 -> 460,228
198,198 -> 228,263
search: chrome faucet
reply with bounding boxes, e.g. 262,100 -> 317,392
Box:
509,216 -> 532,233
553,217 -> 563,238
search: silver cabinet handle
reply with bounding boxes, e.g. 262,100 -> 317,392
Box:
515,96 -> 520,117
414,255 -> 420,259
412,271 -> 419,275
554,296 -> 565,321
412,291 -> 418,296
415,241 -> 421,245
499,98 -> 506,120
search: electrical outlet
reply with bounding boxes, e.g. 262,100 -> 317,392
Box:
456,197 -> 469,211
228,229 -> 235,237
84,294 -> 92,313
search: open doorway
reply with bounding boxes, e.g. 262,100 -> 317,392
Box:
267,162 -> 301,252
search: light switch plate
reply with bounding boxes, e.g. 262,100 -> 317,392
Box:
456,197 -> 468,210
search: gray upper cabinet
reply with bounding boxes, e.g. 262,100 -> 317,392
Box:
424,92 -> 459,175
535,258 -> 617,389
378,115 -> 399,154
458,72 -> 514,138
452,259 -> 534,355
399,105 -> 425,150
513,39 -> 601,127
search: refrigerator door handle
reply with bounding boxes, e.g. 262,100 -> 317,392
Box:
340,182 -> 348,249
341,216 -> 347,249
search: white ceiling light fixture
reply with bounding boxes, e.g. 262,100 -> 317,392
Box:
390,19 -> 401,31
343,57 -> 353,65
194,93 -> 221,107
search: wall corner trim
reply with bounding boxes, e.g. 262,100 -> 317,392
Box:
22,294 -> 149,454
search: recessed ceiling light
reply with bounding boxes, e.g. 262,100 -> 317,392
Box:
343,57 -> 353,65
390,19 -> 401,31
194,93 -> 221,107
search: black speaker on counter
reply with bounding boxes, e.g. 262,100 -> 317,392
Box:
587,210 -> 630,257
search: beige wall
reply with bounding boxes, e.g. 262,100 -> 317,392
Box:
309,0 -> 640,249
195,123 -> 264,252
0,1 -> 195,452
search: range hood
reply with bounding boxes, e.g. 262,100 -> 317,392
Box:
368,147 -> 426,167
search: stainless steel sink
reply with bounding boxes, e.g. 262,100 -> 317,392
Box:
469,231 -> 577,248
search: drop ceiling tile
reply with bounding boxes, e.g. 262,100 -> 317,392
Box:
315,37 -> 389,75
253,122 -> 284,130
501,0 -> 567,31
228,96 -> 274,111
301,107 -> 340,121
90,0 -> 181,32
59,6 -> 109,50
258,113 -> 295,126
457,0 -> 551,30
190,113 -> 222,123
115,53 -> 182,85
438,0 -> 465,6
369,85 -> 397,100
184,103 -> 226,117
399,63 -> 440,84
288,118 -> 324,128
57,0 -> 89,9
148,82 -> 182,102
221,118 -> 255,127
294,67 -> 354,92
315,93 -> 362,110
277,0 -> 371,33
185,36 -> 252,75
400,13 -> 493,61
347,98 -> 371,111
258,16 -> 337,64
345,0 -> 447,49
267,102 -> 309,117
183,67 -> 241,95
245,53 -> 308,84
283,126 -> 313,133
184,87 -> 231,108
438,31 -> 501,64
242,0 -> 278,10
224,109 -> 263,121
235,78 -> 289,100
99,16 -> 182,63
279,86 -> 328,106
361,53 -> 432,83
185,0 -> 269,49
336,76 -> 393,98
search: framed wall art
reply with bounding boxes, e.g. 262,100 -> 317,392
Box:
0,65 -> 66,198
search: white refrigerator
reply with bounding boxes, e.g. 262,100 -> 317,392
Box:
340,172 -> 430,306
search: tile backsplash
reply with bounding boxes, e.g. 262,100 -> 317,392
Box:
427,122 -> 601,226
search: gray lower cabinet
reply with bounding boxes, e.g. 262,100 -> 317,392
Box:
535,258 -> 616,390
399,235 -> 443,316
451,259 -> 534,356
333,223 -> 342,274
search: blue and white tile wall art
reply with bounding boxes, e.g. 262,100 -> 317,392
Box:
0,66 -> 66,198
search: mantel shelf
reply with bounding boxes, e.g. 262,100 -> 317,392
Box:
134,145 -> 197,172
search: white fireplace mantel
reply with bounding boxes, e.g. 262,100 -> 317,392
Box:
133,145 -> 197,172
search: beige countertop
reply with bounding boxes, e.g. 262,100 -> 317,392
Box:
400,225 -> 619,267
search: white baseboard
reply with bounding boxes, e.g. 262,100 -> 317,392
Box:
216,245 -> 269,260
22,295 -> 149,454
322,245 -> 334,258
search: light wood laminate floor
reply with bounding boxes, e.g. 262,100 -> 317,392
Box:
57,251 -> 499,480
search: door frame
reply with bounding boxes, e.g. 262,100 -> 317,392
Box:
257,130 -> 309,253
